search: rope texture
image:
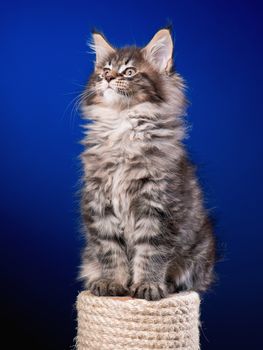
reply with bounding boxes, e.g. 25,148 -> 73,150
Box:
76,291 -> 200,350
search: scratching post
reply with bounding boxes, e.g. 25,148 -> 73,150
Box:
76,291 -> 200,350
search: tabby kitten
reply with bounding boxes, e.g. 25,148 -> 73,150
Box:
79,28 -> 216,300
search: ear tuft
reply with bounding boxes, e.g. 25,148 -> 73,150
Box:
164,20 -> 173,34
88,31 -> 115,66
142,29 -> 174,73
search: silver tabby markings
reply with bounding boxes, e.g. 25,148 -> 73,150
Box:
79,28 -> 216,300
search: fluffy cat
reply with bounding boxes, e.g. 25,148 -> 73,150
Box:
78,28 -> 216,300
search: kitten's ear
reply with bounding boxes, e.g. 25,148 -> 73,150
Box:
142,29 -> 173,73
89,31 -> 115,66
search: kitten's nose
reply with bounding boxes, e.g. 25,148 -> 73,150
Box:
105,74 -> 115,82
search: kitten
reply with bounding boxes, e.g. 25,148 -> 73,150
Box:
78,28 -> 216,300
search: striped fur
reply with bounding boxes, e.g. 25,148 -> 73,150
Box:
78,29 -> 216,300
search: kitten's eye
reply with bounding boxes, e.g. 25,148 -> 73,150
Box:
123,67 -> 136,77
103,68 -> 111,77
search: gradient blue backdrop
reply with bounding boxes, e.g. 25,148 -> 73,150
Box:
1,1 -> 263,349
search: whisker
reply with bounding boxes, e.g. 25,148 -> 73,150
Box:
71,81 -> 87,88
70,89 -> 96,126
61,88 -> 96,128
63,90 -> 84,96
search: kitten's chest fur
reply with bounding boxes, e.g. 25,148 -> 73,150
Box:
83,107 -> 149,224
105,116 -> 137,220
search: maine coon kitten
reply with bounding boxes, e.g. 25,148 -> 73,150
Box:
79,28 -> 216,300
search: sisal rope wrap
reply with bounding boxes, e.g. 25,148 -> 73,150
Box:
76,291 -> 200,350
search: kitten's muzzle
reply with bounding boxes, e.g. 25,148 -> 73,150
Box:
106,77 -> 129,93
105,73 -> 116,82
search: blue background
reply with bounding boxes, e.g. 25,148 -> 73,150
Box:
1,1 -> 263,349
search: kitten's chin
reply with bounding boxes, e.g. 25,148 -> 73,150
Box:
103,87 -> 126,106
103,87 -> 120,104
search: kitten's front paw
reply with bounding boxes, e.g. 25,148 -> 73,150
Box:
130,282 -> 168,301
89,278 -> 129,297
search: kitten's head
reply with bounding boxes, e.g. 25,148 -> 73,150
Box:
83,28 -> 180,109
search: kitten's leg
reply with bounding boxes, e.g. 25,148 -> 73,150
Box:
80,191 -> 130,296
129,196 -> 171,301
166,219 -> 216,293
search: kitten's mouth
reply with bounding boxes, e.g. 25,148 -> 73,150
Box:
106,81 -> 131,96
106,85 -> 130,96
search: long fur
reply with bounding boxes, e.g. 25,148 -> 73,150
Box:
78,30 -> 216,300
